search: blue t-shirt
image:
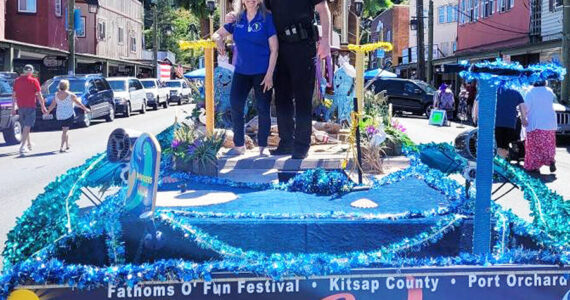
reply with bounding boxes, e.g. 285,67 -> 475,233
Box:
224,12 -> 276,75
495,87 -> 524,129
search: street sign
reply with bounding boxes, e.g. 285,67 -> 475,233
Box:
429,109 -> 447,126
43,56 -> 63,68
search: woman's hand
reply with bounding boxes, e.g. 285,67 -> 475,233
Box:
215,38 -> 226,56
261,73 -> 273,93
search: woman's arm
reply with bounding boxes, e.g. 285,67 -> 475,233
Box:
261,36 -> 278,92
71,94 -> 90,112
46,96 -> 57,114
213,27 -> 231,56
519,103 -> 528,127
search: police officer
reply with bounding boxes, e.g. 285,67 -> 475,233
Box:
267,0 -> 331,159
229,0 -> 332,159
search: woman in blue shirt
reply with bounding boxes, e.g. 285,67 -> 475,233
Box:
213,0 -> 278,156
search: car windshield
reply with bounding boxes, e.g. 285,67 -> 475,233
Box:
141,81 -> 156,88
48,79 -> 86,94
108,80 -> 127,92
165,81 -> 181,88
0,80 -> 13,95
415,81 -> 436,94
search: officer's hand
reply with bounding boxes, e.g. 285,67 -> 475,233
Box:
317,40 -> 331,60
261,74 -> 273,92
225,12 -> 236,23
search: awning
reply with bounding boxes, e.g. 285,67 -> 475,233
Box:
184,68 -> 205,79
364,68 -> 397,80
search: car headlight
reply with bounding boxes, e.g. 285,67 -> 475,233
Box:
114,97 -> 128,104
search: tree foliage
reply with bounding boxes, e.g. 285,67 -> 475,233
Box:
364,0 -> 393,18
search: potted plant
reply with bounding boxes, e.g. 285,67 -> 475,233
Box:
167,124 -> 225,176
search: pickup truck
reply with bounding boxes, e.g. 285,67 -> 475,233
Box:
140,79 -> 169,110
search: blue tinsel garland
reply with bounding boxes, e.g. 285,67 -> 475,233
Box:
2,122 -> 570,298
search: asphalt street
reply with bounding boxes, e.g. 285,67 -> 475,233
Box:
0,103 -> 194,265
396,114 -> 570,198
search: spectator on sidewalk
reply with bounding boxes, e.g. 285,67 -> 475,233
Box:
466,80 -> 477,124
45,80 -> 90,153
434,83 -> 455,121
11,65 -> 46,155
521,80 -> 557,174
493,84 -> 525,159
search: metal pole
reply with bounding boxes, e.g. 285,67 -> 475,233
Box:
342,0 -> 349,44
153,5 -> 158,79
473,79 -> 498,255
427,0 -> 434,85
562,0 -> 570,103
353,97 -> 363,185
68,0 -> 76,75
416,0 -> 426,81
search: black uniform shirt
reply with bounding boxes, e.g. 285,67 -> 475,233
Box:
264,0 -> 325,33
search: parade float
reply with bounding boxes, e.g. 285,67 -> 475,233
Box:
1,38 -> 569,299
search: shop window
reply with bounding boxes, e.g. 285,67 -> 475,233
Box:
97,20 -> 107,41
55,0 -> 62,17
549,0 -> 562,11
18,0 -> 36,13
130,36 -> 137,53
118,27 -> 124,44
460,0 -> 466,24
447,5 -> 454,22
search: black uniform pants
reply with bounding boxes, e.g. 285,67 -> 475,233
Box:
274,40 -> 316,154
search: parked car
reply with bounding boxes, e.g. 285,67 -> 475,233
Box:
107,77 -> 147,117
165,79 -> 192,105
554,99 -> 570,137
0,79 -> 21,144
37,74 -> 115,128
368,78 -> 436,116
140,79 -> 169,110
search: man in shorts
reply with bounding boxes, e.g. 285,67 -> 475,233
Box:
12,65 -> 46,155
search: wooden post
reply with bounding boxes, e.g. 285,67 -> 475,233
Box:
205,46 -> 215,136
355,51 -> 365,118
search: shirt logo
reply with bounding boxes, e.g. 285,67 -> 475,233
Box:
248,22 -> 262,32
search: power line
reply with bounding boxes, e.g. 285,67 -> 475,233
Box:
453,1 -> 529,34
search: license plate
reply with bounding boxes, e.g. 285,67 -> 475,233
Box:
170,90 -> 177,95
42,114 -> 54,120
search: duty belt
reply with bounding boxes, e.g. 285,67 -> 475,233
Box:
278,22 -> 318,43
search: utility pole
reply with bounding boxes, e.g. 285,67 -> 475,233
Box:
67,0 -> 76,75
562,0 -> 570,103
416,0 -> 426,81
427,0 -> 434,85
153,4 -> 159,79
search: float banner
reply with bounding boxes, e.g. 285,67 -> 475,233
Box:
125,133 -> 161,218
12,265 -> 570,300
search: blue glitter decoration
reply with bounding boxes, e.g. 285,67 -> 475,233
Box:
2,121 -> 570,298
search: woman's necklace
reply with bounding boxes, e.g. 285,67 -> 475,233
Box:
246,10 -> 258,32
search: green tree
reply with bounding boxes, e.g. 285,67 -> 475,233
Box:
173,0 -> 219,38
364,0 -> 393,18
144,0 -> 203,66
